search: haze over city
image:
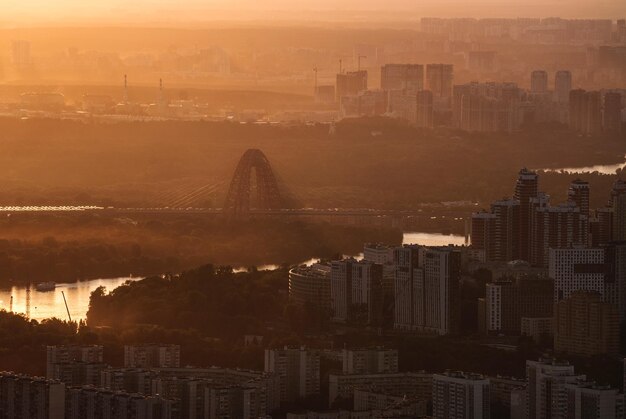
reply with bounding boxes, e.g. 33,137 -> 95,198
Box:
0,1 -> 625,418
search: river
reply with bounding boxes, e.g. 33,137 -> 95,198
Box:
538,154 -> 626,175
0,231 -> 465,322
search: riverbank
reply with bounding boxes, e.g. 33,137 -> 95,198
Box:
0,215 -> 401,287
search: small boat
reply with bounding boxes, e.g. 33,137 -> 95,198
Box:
35,282 -> 56,292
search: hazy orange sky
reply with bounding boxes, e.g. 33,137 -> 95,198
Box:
2,0 -> 625,23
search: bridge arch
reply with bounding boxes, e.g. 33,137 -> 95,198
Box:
223,149 -> 283,214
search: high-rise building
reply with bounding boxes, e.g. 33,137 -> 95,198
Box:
585,90 -> 603,135
380,64 -> 424,94
0,372 -> 66,419
393,245 -> 461,334
565,383 -> 624,419
526,358 -> 586,419
590,206 -> 613,247
452,82 -> 522,132
491,198 -> 521,262
470,210 -> 497,262
288,263 -> 332,313
603,92 -> 623,135
331,259 -> 383,325
549,247 -> 607,302
336,71 -> 368,101
415,246 -> 462,335
605,242 -> 626,321
485,277 -> 553,334
568,178 -> 590,218
432,372 -> 490,419
264,346 -> 320,403
554,70 -> 572,103
611,179 -> 626,241
530,202 -> 587,267
393,245 -> 421,330
46,345 -> 104,379
342,348 -> 398,375
124,344 -> 180,369
554,290 -> 619,356
416,90 -> 434,128
569,88 -> 586,132
512,169 -> 540,259
426,64 -> 453,107
530,70 -> 548,93
331,259 -> 352,322
363,243 -> 393,264
514,168 -> 539,262
11,40 -> 31,69
569,89 -> 603,135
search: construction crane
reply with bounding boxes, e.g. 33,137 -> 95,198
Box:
61,291 -> 72,322
25,284 -> 30,319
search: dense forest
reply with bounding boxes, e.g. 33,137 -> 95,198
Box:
0,215 -> 400,285
0,117 -> 622,210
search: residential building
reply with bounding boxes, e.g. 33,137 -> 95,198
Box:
432,371 -> 490,419
526,358 -> 586,419
0,372 -> 65,419
265,347 -> 320,403
554,290 -> 619,356
342,348 -> 398,375
124,344 -> 180,369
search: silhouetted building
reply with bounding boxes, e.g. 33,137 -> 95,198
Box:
549,247 -> 607,302
426,64 -> 453,109
530,70 -> 548,93
66,386 -> 174,419
331,259 -> 383,325
568,178 -> 590,218
265,347 -> 320,403
526,358 -> 586,419
515,168 -> 539,262
590,206 -> 613,247
46,345 -> 104,380
416,90 -> 434,128
124,344 -> 180,369
565,383 -> 624,419
485,277 -> 553,334
432,372 -> 490,419
612,180 -> 626,241
452,82 -> 522,133
569,89 -> 602,135
342,348 -> 398,375
530,202 -> 587,267
603,92 -> 623,135
554,290 -> 619,356
288,263 -> 332,314
0,372 -> 65,419
554,70 -> 572,104
491,198 -> 521,262
380,64 -> 423,94
336,70 -> 367,101
394,245 -> 461,335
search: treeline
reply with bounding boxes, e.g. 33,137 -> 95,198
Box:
0,214 -> 400,285
0,117 -> 622,210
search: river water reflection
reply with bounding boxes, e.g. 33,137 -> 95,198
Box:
539,155 -> 626,175
0,232 -> 466,322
